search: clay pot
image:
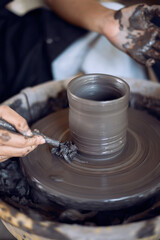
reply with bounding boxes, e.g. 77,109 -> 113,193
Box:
67,74 -> 130,159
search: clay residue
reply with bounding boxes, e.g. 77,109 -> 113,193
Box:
51,141 -> 78,163
128,4 -> 150,31
114,10 -> 123,30
0,132 -> 11,141
114,4 -> 160,66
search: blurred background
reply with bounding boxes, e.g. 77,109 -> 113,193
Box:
118,0 -> 159,4
6,0 -> 160,16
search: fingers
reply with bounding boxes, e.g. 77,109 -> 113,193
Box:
0,105 -> 32,136
145,58 -> 156,67
149,5 -> 160,18
0,145 -> 37,158
153,41 -> 160,51
0,131 -> 45,161
138,27 -> 160,64
0,156 -> 10,163
145,48 -> 160,61
0,106 -> 46,162
144,28 -> 160,62
0,130 -> 45,147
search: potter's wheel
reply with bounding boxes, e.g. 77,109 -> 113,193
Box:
21,108 -> 160,210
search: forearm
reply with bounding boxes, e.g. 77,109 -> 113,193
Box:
45,1 -> 160,66
45,0 -> 115,35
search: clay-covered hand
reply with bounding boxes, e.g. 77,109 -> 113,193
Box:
0,106 -> 45,163
103,4 -> 160,66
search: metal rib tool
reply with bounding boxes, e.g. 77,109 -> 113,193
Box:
0,118 -> 60,147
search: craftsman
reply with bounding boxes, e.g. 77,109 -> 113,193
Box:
0,0 -> 160,161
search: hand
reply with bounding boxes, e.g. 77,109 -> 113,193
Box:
0,106 -> 45,163
103,4 -> 160,66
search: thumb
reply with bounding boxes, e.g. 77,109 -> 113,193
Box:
0,105 -> 32,136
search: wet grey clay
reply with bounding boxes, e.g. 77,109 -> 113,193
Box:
67,74 -> 130,159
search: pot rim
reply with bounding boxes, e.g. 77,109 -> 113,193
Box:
67,73 -> 130,107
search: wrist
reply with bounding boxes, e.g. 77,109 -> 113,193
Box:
79,3 -> 117,35
99,9 -> 119,38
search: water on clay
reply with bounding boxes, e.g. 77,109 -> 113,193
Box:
1,90 -> 160,226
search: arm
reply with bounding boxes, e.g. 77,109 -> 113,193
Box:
46,0 -> 160,66
0,106 -> 45,162
45,0 -> 116,36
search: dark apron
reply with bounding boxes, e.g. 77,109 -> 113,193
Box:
0,1 -> 87,102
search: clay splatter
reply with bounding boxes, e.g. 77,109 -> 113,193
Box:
0,132 -> 11,141
51,141 -> 78,163
114,4 -> 160,66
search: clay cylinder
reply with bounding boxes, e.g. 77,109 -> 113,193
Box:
67,74 -> 130,159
